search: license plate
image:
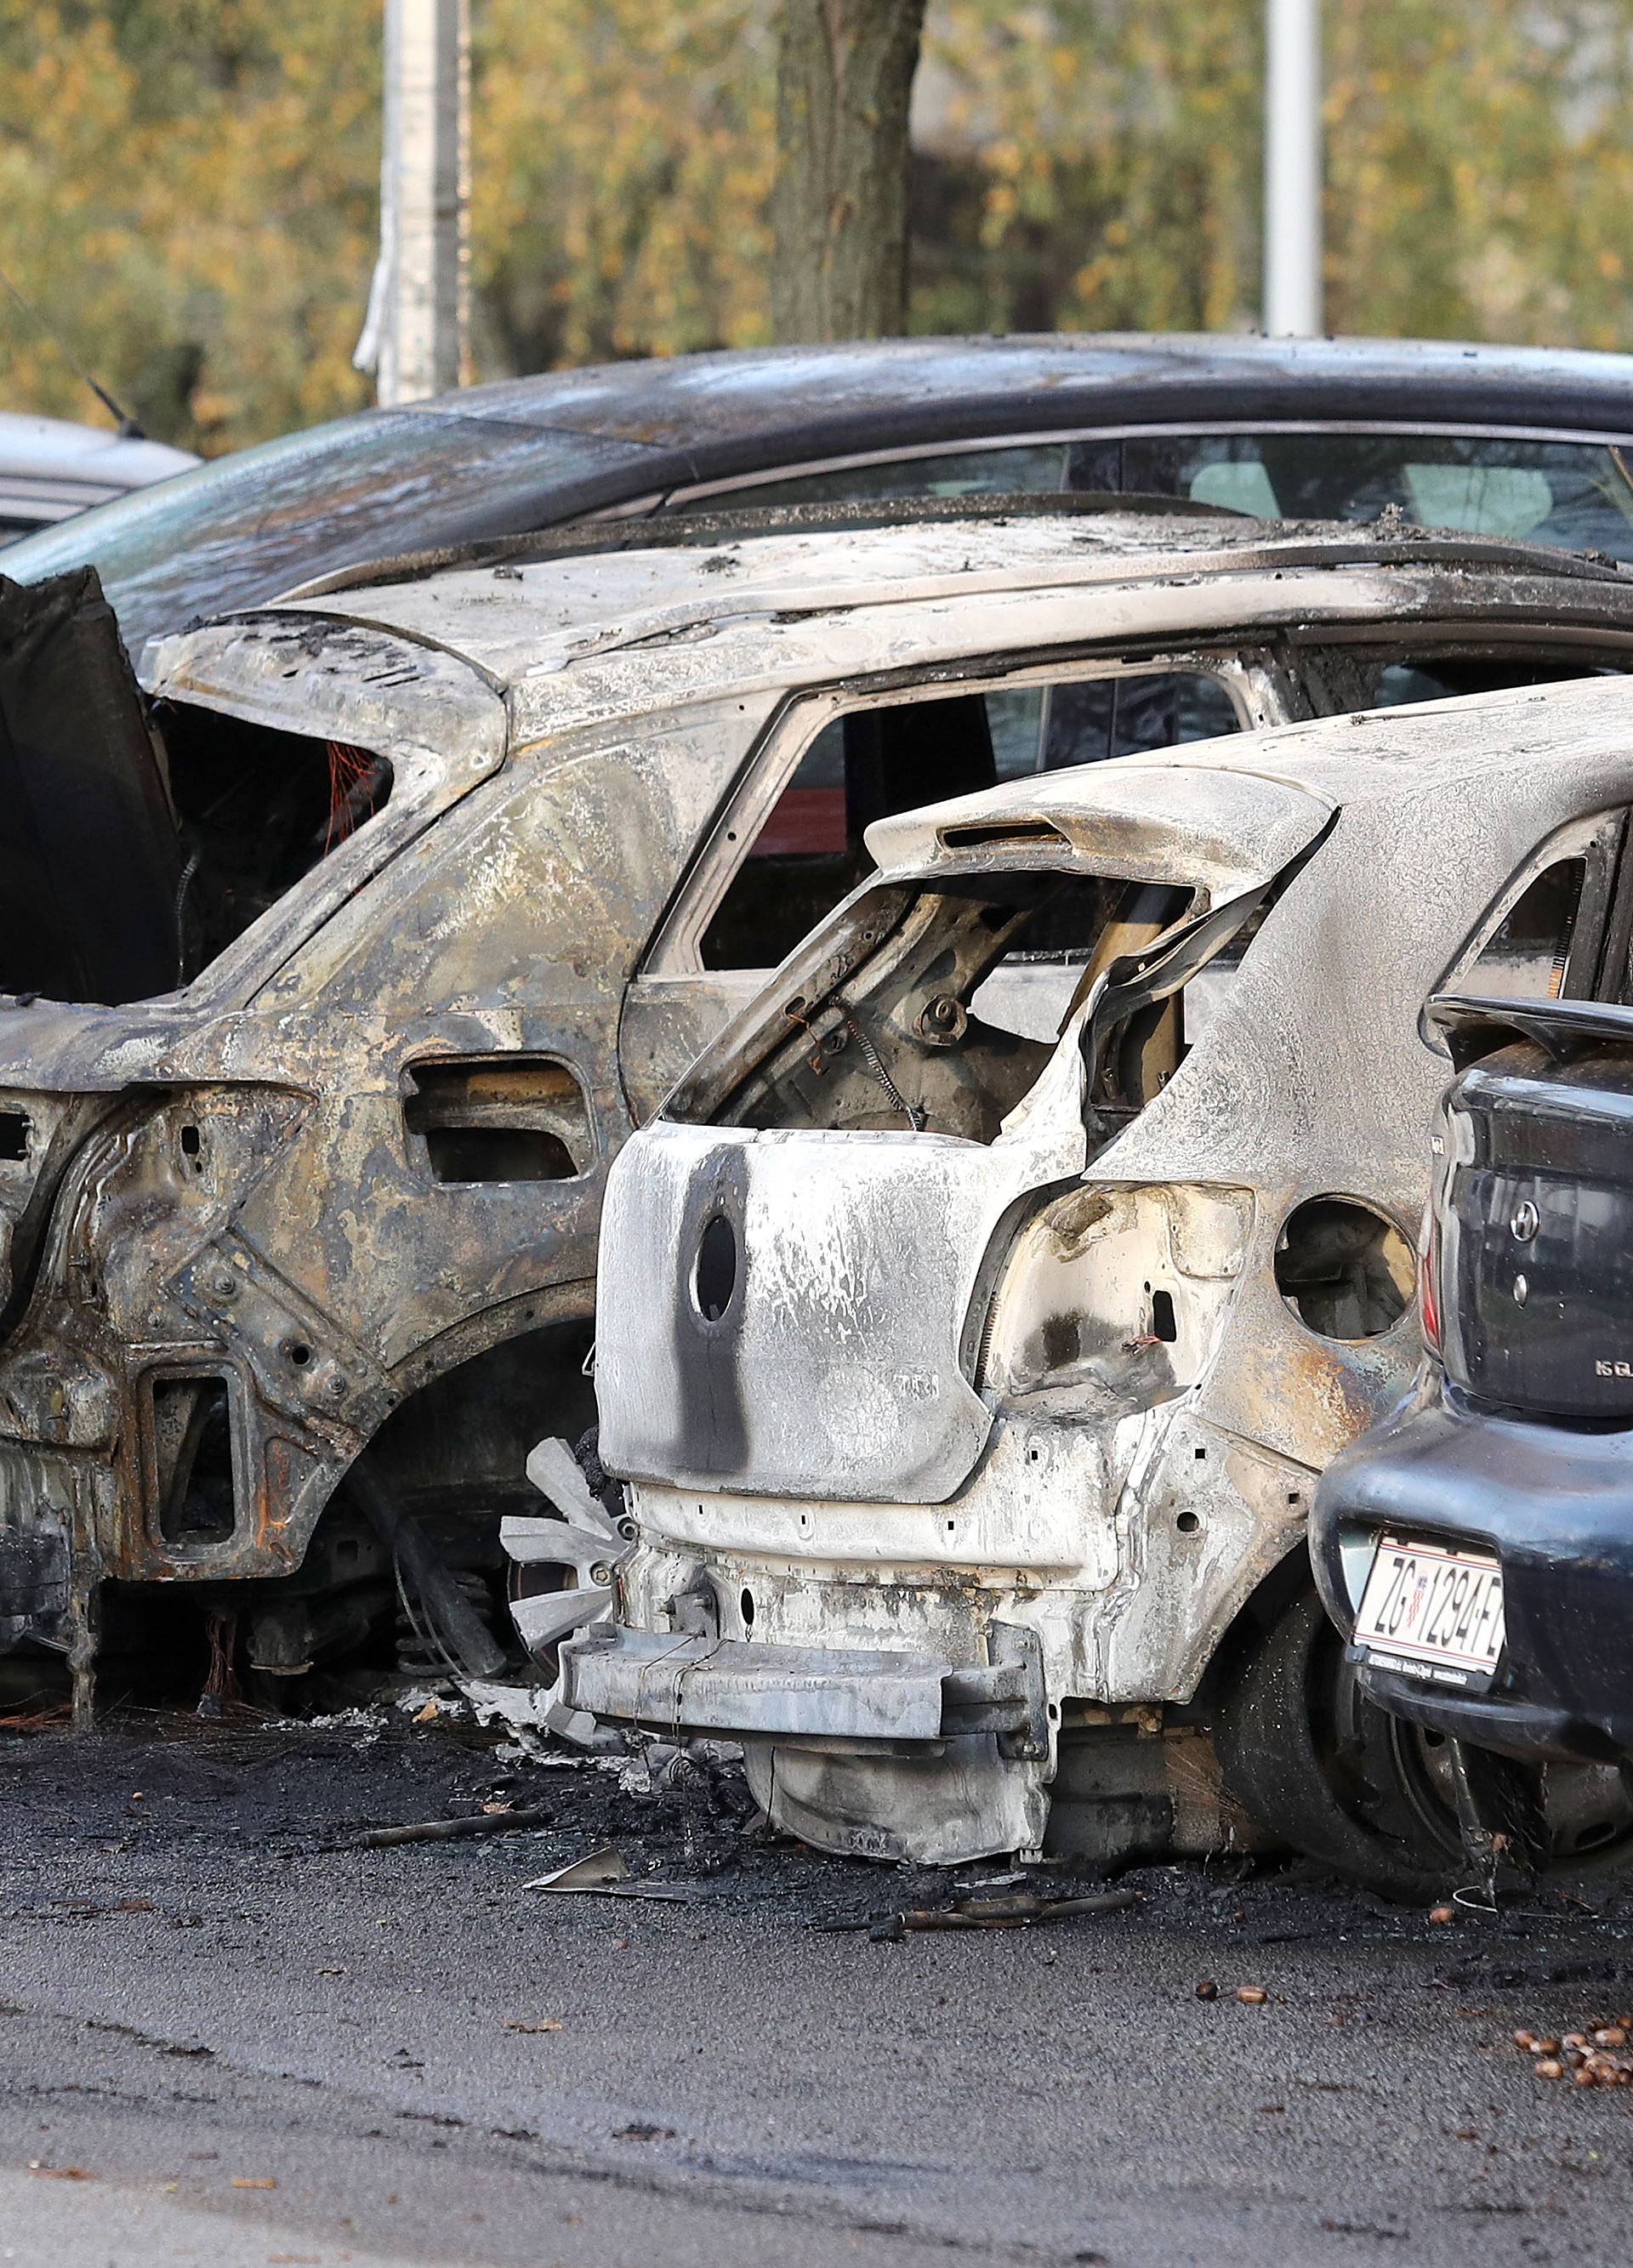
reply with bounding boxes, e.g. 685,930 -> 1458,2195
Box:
1354,1534 -> 1505,1688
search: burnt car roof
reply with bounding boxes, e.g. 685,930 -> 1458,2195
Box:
14,332 -> 1633,652
141,508 -> 1633,753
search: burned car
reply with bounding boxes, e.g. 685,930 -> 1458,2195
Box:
1312,988 -> 1633,1832
9,511 -> 1633,1731
568,674 -> 1633,1890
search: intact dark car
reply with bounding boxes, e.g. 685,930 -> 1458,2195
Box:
1312,988 -> 1633,1827
11,333 -> 1633,651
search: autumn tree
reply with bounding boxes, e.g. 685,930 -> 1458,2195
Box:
771,0 -> 927,339
8,3 -> 1633,452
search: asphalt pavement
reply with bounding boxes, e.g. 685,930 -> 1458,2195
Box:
3,1709 -> 1632,2268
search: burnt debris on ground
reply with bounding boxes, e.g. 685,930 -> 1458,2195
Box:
8,1703 -> 1633,1958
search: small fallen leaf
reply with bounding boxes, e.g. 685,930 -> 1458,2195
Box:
230,2174 -> 277,2189
504,2018 -> 564,2033
413,1700 -> 439,1724
1234,1985 -> 1268,2005
1195,1979 -> 1218,2001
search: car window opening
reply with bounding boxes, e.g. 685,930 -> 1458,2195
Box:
707,865 -> 1271,1150
700,668 -> 1241,973
1463,859 -> 1585,1001
0,566 -> 393,1008
161,703 -> 393,985
672,431 -> 1633,564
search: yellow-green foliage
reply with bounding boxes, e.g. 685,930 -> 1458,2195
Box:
4,3 -> 1633,452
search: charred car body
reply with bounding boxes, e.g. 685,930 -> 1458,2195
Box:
9,514 -> 1633,1731
572,674 -> 1633,1888
1313,990 -> 1633,1812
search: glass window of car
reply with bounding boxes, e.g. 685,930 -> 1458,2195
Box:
667,445 -> 1071,511
697,667 -> 1243,972
1118,433 -> 1633,560
1368,656 -> 1626,708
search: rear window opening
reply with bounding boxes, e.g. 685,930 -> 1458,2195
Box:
696,861 -> 1275,1150
162,702 -> 392,983
0,568 -> 391,1009
1441,809 -> 1630,1011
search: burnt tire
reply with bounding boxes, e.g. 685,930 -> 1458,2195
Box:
1216,1583 -> 1633,1900
1215,1586 -> 1466,1901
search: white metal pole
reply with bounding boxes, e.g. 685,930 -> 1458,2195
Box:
1263,0 -> 1323,336
355,0 -> 469,406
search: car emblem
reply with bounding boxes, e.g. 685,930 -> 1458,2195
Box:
1511,1199 -> 1539,1242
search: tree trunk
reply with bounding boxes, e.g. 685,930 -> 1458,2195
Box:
771,0 -> 927,343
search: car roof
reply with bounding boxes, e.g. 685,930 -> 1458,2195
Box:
211,504 -> 1633,675
14,332 -> 1633,650
388,333 -> 1633,457
143,506 -> 1633,758
0,410 -> 198,491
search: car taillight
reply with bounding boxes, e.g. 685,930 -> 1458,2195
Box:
1419,1208 -> 1442,1356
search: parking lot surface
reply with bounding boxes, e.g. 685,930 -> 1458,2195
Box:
3,1713 -> 1631,2268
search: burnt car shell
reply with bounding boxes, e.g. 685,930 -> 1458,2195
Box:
573,677 -> 1633,1871
1312,993 -> 1633,1769
15,510 -> 1633,1732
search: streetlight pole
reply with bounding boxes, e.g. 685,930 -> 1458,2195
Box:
355,0 -> 470,406
1263,0 -> 1323,336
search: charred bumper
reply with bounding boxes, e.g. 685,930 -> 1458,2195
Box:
560,1624 -> 1047,1753
1312,1386 -> 1633,1766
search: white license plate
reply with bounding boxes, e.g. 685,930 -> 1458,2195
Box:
1354,1534 -> 1505,1688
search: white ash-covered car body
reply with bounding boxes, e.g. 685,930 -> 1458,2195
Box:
571,674 -> 1633,1882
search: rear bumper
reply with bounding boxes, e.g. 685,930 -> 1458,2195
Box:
1312,1386 -> 1633,1765
559,1625 -> 1045,1751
